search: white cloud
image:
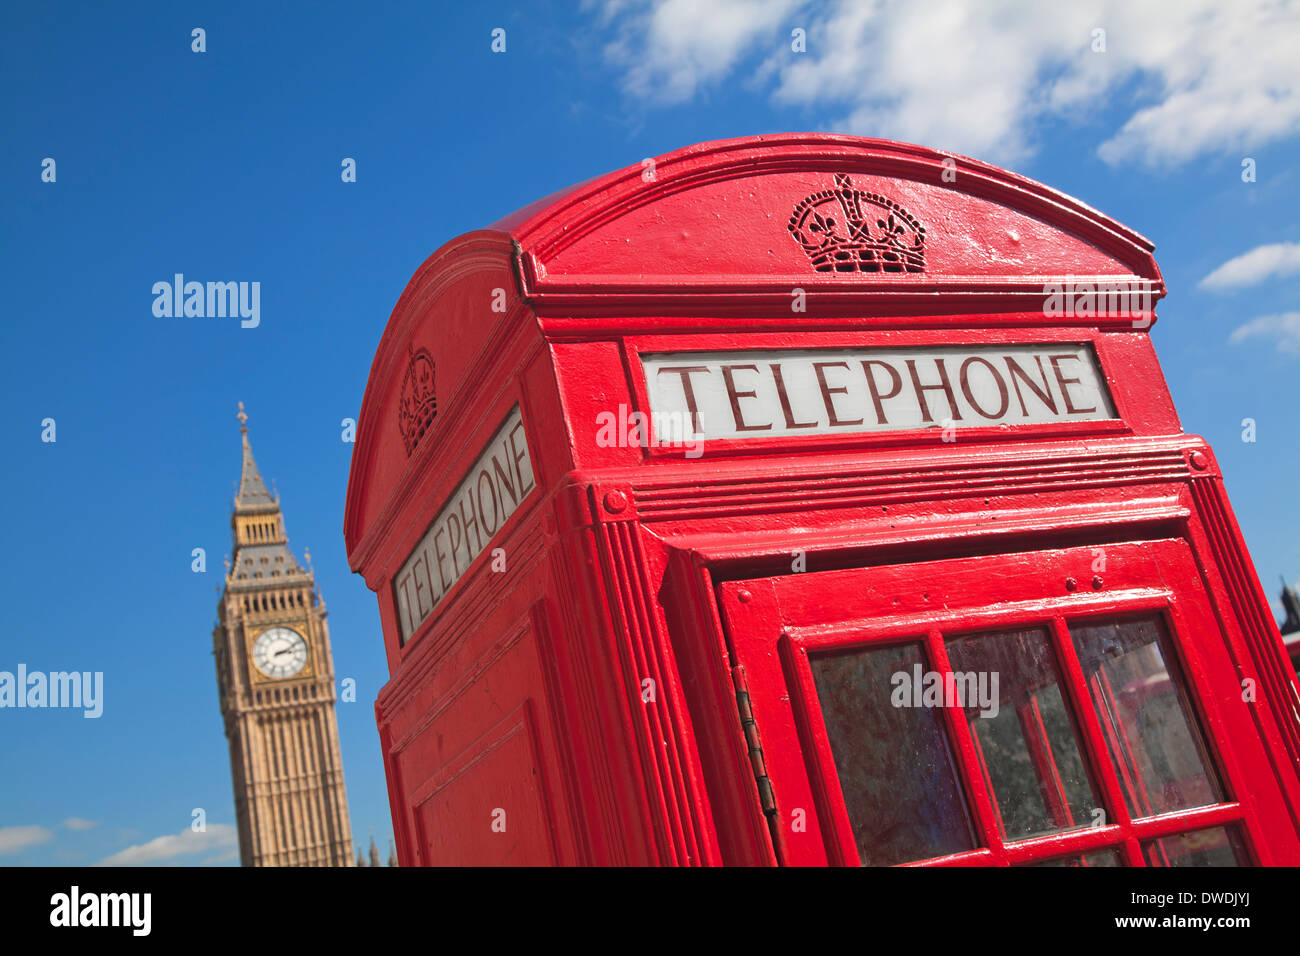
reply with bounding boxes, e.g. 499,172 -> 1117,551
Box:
601,0 -> 802,104
0,825 -> 54,855
97,824 -> 237,867
596,0 -> 1300,167
61,817 -> 99,831
1229,312 -> 1300,354
766,1 -> 1104,164
1202,242 -> 1300,290
201,846 -> 240,866
1096,1 -> 1300,167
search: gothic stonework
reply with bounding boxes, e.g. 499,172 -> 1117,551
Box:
212,404 -> 355,866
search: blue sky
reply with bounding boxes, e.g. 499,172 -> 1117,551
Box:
2,1 -> 1298,865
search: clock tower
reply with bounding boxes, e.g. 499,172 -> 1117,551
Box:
213,403 -> 355,866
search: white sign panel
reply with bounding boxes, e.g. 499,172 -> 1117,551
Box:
394,405 -> 535,642
641,344 -> 1115,443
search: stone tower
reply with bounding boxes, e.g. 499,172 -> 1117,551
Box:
213,403 -> 354,866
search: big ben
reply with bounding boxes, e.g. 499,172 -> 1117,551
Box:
213,403 -> 354,866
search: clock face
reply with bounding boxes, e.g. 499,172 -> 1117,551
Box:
252,626 -> 309,679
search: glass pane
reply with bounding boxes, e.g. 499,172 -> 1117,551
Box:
810,641 -> 978,866
1021,849 -> 1123,867
1142,826 -> 1251,867
945,627 -> 1103,840
1070,616 -> 1224,817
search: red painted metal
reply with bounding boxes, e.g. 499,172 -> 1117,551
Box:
344,134 -> 1300,866
720,539 -> 1297,865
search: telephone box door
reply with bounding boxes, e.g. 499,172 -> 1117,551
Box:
717,538 -> 1300,867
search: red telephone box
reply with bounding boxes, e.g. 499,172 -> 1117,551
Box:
344,134 -> 1300,866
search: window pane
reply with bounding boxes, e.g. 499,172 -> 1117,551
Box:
1142,826 -> 1250,867
1021,849 -> 1122,867
1070,616 -> 1224,817
946,627 -> 1103,840
810,641 -> 978,866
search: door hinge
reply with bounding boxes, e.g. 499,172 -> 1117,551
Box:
731,664 -> 777,817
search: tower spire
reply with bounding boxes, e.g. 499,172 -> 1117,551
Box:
216,403 -> 353,867
235,402 -> 276,510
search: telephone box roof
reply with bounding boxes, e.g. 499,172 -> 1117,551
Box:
345,133 -> 1166,567
485,133 -> 1162,297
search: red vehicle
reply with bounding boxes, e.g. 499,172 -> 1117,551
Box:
344,134 -> 1300,866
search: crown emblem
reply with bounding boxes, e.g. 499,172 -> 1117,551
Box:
788,173 -> 925,273
398,345 -> 437,456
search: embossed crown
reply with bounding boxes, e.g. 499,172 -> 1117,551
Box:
397,345 -> 437,456
788,173 -> 926,273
